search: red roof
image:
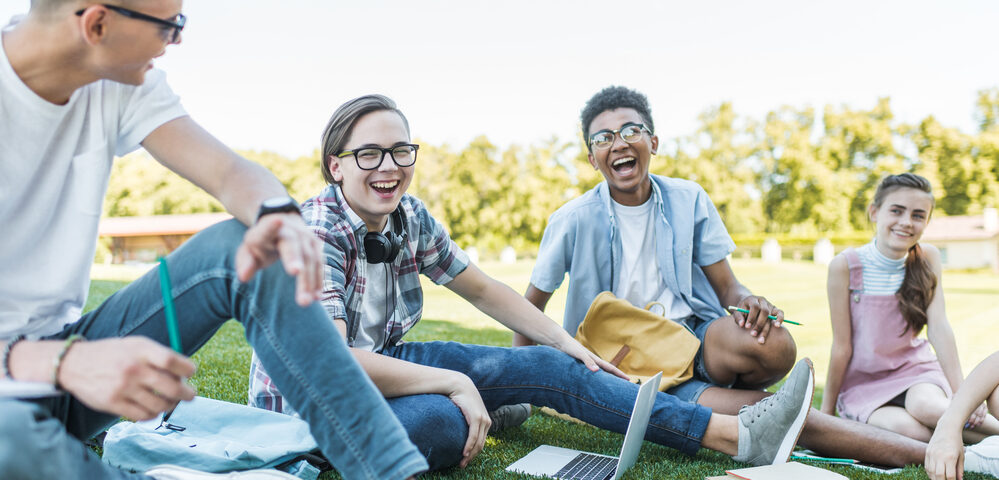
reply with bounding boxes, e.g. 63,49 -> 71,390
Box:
98,213 -> 233,237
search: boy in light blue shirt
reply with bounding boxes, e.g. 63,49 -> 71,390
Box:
518,86 -> 796,404
515,85 -> 937,468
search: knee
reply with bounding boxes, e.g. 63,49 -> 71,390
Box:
906,395 -> 947,426
394,396 -> 467,471
872,414 -> 930,440
178,218 -> 247,260
740,328 -> 796,388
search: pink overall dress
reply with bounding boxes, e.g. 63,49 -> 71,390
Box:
835,248 -> 953,423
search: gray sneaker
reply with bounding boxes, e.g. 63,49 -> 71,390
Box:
965,435 -> 999,476
732,358 -> 814,466
488,403 -> 532,433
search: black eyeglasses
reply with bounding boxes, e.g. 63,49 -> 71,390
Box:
337,144 -> 419,170
75,4 -> 186,44
588,123 -> 652,150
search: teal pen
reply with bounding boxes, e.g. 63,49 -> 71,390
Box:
157,258 -> 184,426
157,258 -> 183,352
790,455 -> 856,464
727,306 -> 802,326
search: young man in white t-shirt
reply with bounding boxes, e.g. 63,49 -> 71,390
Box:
0,2 -> 425,479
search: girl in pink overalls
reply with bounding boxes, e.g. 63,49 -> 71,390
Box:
821,173 -> 999,443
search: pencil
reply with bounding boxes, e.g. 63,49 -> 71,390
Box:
790,454 -> 856,464
157,257 -> 183,424
727,306 -> 802,326
157,258 -> 183,352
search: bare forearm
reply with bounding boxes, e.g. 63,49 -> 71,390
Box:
476,281 -> 568,347
350,348 -> 468,398
937,351 -> 999,432
928,323 -> 963,392
718,282 -> 752,310
142,117 -> 289,226
821,345 -> 852,414
5,340 -> 63,383
516,284 -> 554,347
215,159 -> 289,225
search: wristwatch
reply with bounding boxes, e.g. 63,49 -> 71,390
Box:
256,196 -> 301,222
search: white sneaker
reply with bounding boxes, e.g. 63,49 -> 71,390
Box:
145,465 -> 298,480
965,435 -> 999,476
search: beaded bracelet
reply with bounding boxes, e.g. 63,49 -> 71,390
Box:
52,334 -> 85,390
1,334 -> 27,379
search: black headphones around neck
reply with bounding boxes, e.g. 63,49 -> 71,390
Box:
364,208 -> 407,264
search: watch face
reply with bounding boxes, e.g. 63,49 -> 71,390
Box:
263,197 -> 293,208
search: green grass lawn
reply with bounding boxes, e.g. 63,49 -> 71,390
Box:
86,259 -> 999,480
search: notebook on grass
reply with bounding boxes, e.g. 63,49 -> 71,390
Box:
705,461 -> 848,479
505,371 -> 662,480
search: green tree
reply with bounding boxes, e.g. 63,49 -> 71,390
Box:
817,98 -> 904,229
660,103 -> 761,233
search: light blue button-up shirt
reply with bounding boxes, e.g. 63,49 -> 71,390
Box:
530,175 -> 736,335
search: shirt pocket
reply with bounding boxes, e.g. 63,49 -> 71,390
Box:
68,145 -> 112,216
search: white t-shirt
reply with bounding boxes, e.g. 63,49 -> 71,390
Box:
0,28 -> 187,339
353,219 -> 396,352
612,197 -> 693,319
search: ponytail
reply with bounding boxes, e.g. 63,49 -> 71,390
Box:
871,173 -> 936,336
897,243 -> 936,335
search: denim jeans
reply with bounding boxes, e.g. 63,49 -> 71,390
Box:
666,315 -> 734,402
0,220 -> 426,480
380,341 -> 714,469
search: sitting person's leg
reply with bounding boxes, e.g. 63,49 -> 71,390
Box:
698,315 -> 797,392
383,341 -> 811,464
0,399 -> 134,480
386,394 -> 468,471
64,219 -> 425,479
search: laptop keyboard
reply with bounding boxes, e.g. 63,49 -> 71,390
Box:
554,452 -> 619,480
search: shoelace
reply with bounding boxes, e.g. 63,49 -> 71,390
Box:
742,391 -> 784,423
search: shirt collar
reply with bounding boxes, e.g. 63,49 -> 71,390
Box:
330,184 -> 370,236
598,175 -> 666,224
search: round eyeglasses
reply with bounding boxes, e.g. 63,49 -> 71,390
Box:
337,144 -> 419,170
588,123 -> 652,150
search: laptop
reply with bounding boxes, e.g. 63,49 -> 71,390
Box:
506,371 -> 662,480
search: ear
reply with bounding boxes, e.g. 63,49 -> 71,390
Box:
650,134 -> 659,155
327,155 -> 345,182
77,7 -> 109,46
587,152 -> 598,170
867,204 -> 878,222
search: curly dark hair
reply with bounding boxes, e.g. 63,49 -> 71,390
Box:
580,86 -> 654,151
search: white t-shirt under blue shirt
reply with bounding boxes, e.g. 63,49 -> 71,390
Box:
611,196 -> 693,319
0,25 -> 187,339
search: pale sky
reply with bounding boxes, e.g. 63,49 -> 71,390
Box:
3,1 -> 998,158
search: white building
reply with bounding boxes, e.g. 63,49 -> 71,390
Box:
922,208 -> 999,272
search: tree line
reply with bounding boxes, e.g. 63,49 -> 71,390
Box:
104,89 -> 999,255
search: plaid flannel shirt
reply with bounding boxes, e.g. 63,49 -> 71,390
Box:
249,184 -> 469,413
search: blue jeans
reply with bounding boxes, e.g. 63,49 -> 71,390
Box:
380,341 -> 714,470
0,220 -> 426,480
666,315 -> 733,402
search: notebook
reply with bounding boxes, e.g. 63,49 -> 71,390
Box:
705,461 -> 848,479
505,371 -> 662,480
